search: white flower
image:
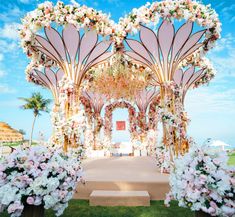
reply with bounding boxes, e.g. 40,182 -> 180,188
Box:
0,184 -> 19,205
44,195 -> 58,209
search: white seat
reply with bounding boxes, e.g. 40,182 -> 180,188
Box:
111,142 -> 132,155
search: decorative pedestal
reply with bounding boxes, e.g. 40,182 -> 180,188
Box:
22,204 -> 44,217
195,211 -> 212,217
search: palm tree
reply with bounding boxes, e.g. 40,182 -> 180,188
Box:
19,92 -> 51,145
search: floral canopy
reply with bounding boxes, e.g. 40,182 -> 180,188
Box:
19,0 -> 221,155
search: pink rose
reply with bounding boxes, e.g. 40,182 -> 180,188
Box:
210,201 -> 218,209
57,167 -> 64,173
34,197 -> 42,206
7,201 -> 24,213
207,207 -> 216,214
28,160 -> 34,166
45,8 -> 50,14
230,178 -> 235,185
0,165 -> 6,172
26,197 -> 35,205
59,191 -> 67,199
40,163 -> 47,170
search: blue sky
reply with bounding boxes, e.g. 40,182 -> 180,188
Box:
0,0 -> 235,146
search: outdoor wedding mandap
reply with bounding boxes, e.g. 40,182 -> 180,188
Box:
20,0 -> 218,162
1,1 -> 234,217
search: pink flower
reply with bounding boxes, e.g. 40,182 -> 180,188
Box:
0,165 -> 6,172
28,160 -> 34,166
213,158 -> 220,165
34,197 -> 42,206
207,207 -> 216,214
57,167 -> 64,173
230,178 -> 235,186
45,8 -> 50,14
7,201 -> 24,214
59,190 -> 67,199
199,174 -> 207,184
26,196 -> 35,205
210,201 -> 218,209
40,163 -> 47,170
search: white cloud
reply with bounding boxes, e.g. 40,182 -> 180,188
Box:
212,33 -> 235,52
0,6 -> 23,23
0,54 -> 4,61
208,33 -> 235,78
185,86 -> 235,145
0,99 -> 20,107
0,70 -> 6,78
0,84 -> 16,93
0,23 -> 20,41
70,0 -> 80,6
19,0 -> 30,4
107,0 -> 122,7
210,52 -> 235,78
0,39 -> 18,53
186,86 -> 235,115
93,2 -> 99,7
220,4 -> 235,23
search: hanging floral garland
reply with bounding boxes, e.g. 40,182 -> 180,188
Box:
88,53 -> 151,100
148,95 -> 160,130
80,96 -> 93,124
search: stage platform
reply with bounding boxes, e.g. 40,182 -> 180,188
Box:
74,156 -> 170,201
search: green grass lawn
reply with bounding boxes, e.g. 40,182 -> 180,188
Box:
228,152 -> 235,166
1,200 -> 194,217
2,141 -> 22,147
2,141 -> 38,147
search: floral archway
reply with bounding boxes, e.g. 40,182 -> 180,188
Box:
104,101 -> 137,152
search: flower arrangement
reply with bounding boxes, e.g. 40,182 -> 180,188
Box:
165,143 -> 235,217
155,143 -> 171,173
193,58 -> 216,88
80,95 -> 93,124
0,145 -> 83,217
146,129 -> 158,157
148,96 -> 160,131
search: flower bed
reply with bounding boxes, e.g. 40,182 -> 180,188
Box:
0,146 -> 82,217
165,143 -> 235,217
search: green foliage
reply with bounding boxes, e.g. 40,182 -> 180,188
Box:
2,141 -> 38,147
19,92 -> 51,117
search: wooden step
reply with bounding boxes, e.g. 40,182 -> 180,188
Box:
89,190 -> 150,206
